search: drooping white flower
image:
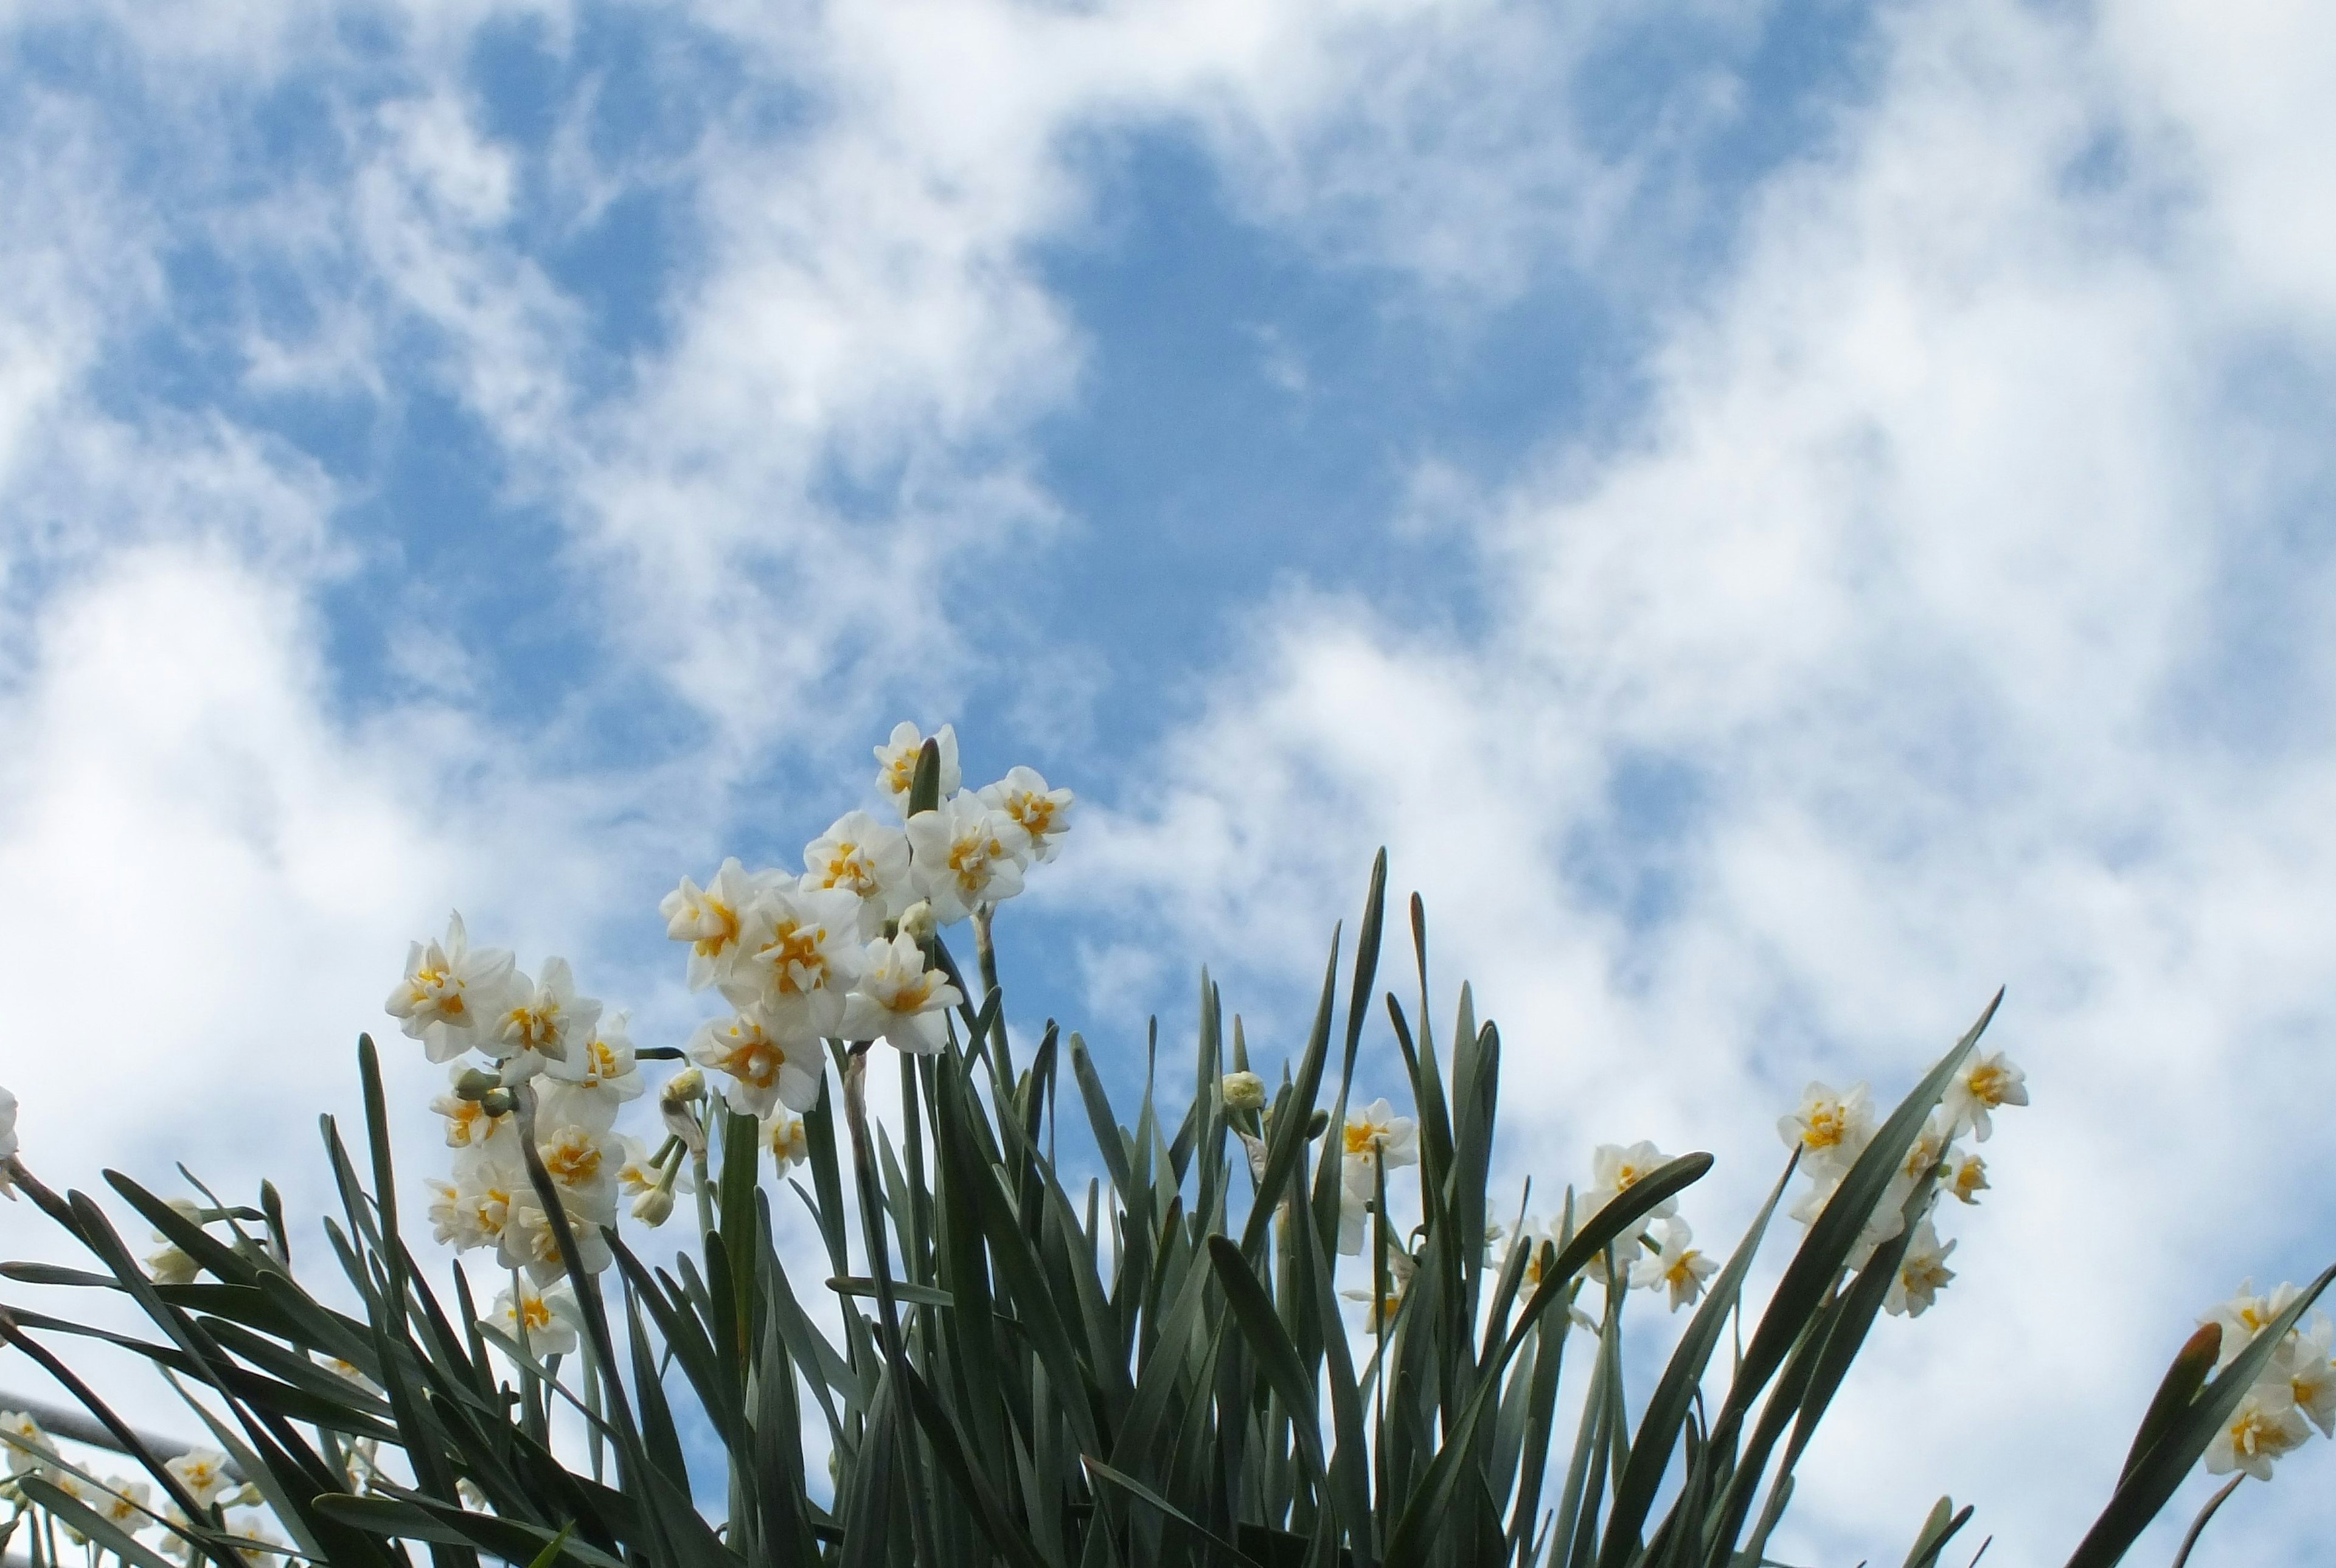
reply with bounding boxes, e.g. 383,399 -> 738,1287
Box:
905,792 -> 1027,923
875,721 -> 962,814
978,766 -> 1075,863
801,811 -> 912,937
659,859 -> 765,991
1585,1141 -> 1681,1244
727,886 -> 867,1033
1631,1218 -> 1720,1312
1340,1247 -> 1419,1332
1777,1082 -> 1874,1178
1944,1148 -> 1989,1205
839,932 -> 963,1055
1942,1050 -> 2028,1142
688,1010 -> 824,1117
1341,1099 -> 1420,1198
486,957 -> 602,1079
488,1280 -> 580,1359
430,1064 -> 513,1150
0,1084 -> 18,1198
2203,1382 -> 2312,1482
2202,1279 -> 2303,1369
165,1449 -> 232,1509
1883,1220 -> 1957,1317
763,1111 -> 810,1171
386,912 -> 516,1063
2283,1314 -> 2336,1438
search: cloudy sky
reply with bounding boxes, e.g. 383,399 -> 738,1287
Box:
3,0 -> 2334,1560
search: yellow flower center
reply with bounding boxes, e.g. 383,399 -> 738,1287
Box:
694,898 -> 739,959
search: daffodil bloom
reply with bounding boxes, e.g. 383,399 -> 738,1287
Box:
1586,1140 -> 1681,1245
1340,1248 -> 1418,1331
1631,1218 -> 1720,1311
727,886 -> 867,1033
905,792 -> 1028,923
875,720 -> 961,814
431,1064 -> 513,1149
1942,1049 -> 2028,1142
689,1009 -> 824,1116
386,912 -> 516,1063
2203,1383 -> 2311,1482
763,1111 -> 811,1171
2282,1314 -> 2336,1437
1883,1220 -> 1956,1317
1341,1098 -> 1420,1198
490,1280 -> 581,1358
487,957 -> 602,1078
502,1190 -> 614,1283
614,1136 -> 687,1199
660,859 -> 768,991
99,1477 -> 150,1528
1,1411 -> 54,1476
1945,1149 -> 1988,1205
1221,1071 -> 1267,1112
802,811 -> 912,937
1777,1082 -> 1874,1178
539,1012 -> 644,1131
2201,1279 -> 2303,1369
166,1448 -> 232,1509
840,933 -> 964,1054
978,766 -> 1075,863
425,1145 -> 518,1252
534,1122 -> 621,1224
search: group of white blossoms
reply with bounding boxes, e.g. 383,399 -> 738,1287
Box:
380,723 -> 1069,1346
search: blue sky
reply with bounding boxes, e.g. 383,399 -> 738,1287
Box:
4,0 -> 2336,1561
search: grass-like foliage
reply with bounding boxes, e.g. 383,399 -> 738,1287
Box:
1,753 -> 2330,1567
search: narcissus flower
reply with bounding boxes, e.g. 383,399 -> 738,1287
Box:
905,792 -> 1027,923
689,1010 -> 823,1116
660,859 -> 765,991
97,1478 -> 149,1529
2,1411 -> 55,1475
2282,1315 -> 2336,1438
503,1191 -> 613,1282
487,957 -> 602,1079
875,720 -> 961,813
1945,1149 -> 1989,1205
2203,1384 -> 2312,1482
1341,1099 -> 1419,1197
431,1064 -> 512,1150
729,886 -> 866,1033
488,1280 -> 580,1358
2201,1279 -> 2302,1369
802,810 -> 912,938
763,1111 -> 810,1171
841,933 -> 963,1054
978,766 -> 1074,862
425,1146 -> 518,1252
165,1449 -> 232,1509
1586,1141 -> 1680,1242
1883,1220 -> 1956,1317
1632,1218 -> 1720,1311
1340,1247 -> 1418,1332
1221,1072 -> 1267,1111
1942,1050 -> 2028,1142
386,912 -> 516,1063
1777,1082 -> 1874,1178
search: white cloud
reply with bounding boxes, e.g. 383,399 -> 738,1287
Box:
1080,0 -> 2336,1559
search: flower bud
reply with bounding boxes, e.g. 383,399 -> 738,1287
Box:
478,1089 -> 515,1119
630,1185 -> 676,1227
662,1066 -> 705,1103
1221,1071 -> 1267,1112
1305,1108 -> 1331,1140
453,1068 -> 501,1102
899,900 -> 937,943
661,1067 -> 708,1155
146,1244 -> 200,1286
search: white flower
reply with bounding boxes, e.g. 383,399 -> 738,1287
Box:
763,1111 -> 810,1171
502,1190 -> 613,1283
978,766 -> 1074,863
2,1410 -> 55,1476
1777,1081 -> 1874,1178
839,933 -> 963,1055
386,912 -> 516,1063
425,1145 -> 519,1252
1340,1247 -> 1418,1332
2282,1314 -> 2336,1438
613,1136 -> 680,1198
631,1185 -> 676,1227
1944,1148 -> 1989,1205
1883,1220 -> 1956,1317
688,1010 -> 824,1117
166,1448 -> 232,1509
897,900 -> 937,942
1586,1141 -> 1681,1244
534,1122 -> 620,1225
99,1477 -> 150,1528
430,1065 -> 513,1150
1942,1050 -> 2028,1142
147,1243 -> 201,1286
538,1013 -> 644,1132
1341,1098 -> 1420,1200
727,886 -> 867,1033
1631,1218 -> 1720,1312
875,720 -> 961,814
1337,1181 -> 1369,1255
2202,1279 -> 2303,1369
488,1281 -> 580,1359
801,811 -> 912,937
0,1083 -> 18,1198
659,859 -> 765,991
486,957 -> 602,1078
905,792 -> 1027,923
1221,1072 -> 1267,1112
2203,1382 -> 2312,1482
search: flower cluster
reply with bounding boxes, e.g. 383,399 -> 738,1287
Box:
1778,1049 -> 2029,1318
2,1410 -> 274,1563
1496,1140 -> 1720,1322
383,721 -> 1070,1296
2197,1281 -> 2336,1483
672,723 -> 1067,1119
